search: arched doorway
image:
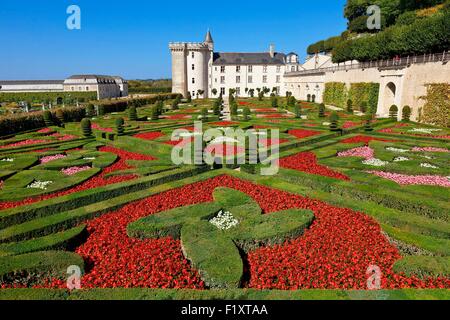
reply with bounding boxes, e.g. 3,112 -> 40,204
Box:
384,82 -> 396,115
56,97 -> 63,105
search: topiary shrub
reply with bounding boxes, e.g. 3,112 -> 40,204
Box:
86,104 -> 95,117
98,105 -> 105,116
346,99 -> 353,113
150,106 -> 159,121
81,118 -> 92,137
318,103 -> 325,118
43,111 -> 53,127
389,104 -> 398,120
242,107 -> 250,121
115,117 -> 125,136
329,111 -> 339,131
200,108 -> 208,122
271,96 -> 278,108
128,106 -> 138,121
364,114 -> 374,132
402,105 -> 411,122
230,101 -> 238,116
294,105 -> 301,119
55,109 -> 65,124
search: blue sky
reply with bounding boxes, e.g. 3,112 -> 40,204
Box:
0,0 -> 347,80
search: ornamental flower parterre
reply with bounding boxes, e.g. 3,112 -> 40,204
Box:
367,171 -> 450,187
40,154 -> 67,164
288,129 -> 321,139
0,146 -> 156,211
412,147 -> 449,153
61,166 -> 91,176
337,146 -> 374,160
38,175 -> 449,290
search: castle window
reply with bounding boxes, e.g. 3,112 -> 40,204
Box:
248,76 -> 253,83
192,78 -> 195,84
220,76 -> 225,84
263,75 -> 267,83
236,87 -> 241,95
263,65 -> 268,73
276,66 -> 281,73
220,66 -> 225,73
236,76 -> 240,83
236,66 -> 241,73
86,86 -> 89,91
191,52 -> 195,58
291,66 -> 296,72
220,87 -> 225,95
192,64 -> 195,70
276,75 -> 281,83
248,65 -> 253,73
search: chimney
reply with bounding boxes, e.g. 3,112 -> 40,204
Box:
269,44 -> 275,58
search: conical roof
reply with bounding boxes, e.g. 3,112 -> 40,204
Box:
205,30 -> 214,43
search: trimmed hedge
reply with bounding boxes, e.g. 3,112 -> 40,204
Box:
0,92 -> 96,104
0,251 -> 84,286
393,256 -> 450,279
323,82 -> 347,108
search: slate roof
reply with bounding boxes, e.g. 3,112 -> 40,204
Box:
212,52 -> 286,65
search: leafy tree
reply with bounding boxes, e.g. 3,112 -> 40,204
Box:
212,88 -> 218,96
389,104 -> 399,119
271,96 -> 278,108
248,89 -> 255,98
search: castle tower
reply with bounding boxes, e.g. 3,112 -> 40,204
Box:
169,31 -> 213,99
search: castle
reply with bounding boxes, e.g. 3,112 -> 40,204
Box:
170,31 -> 450,121
169,31 -> 301,99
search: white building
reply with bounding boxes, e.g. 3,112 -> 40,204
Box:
169,31 -> 300,98
0,75 -> 128,100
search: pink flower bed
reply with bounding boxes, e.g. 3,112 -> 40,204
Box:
337,146 -> 374,160
412,147 -> 449,153
61,166 -> 91,176
367,171 -> 450,187
205,144 -> 245,156
0,139 -> 48,149
49,133 -> 77,141
40,154 -> 67,164
92,123 -> 114,133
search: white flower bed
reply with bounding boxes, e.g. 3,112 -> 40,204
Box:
393,156 -> 409,162
209,210 -> 239,230
83,157 -> 96,160
322,122 -> 331,126
1,158 -> 14,162
27,180 -> 53,190
408,128 -> 442,134
362,158 -> 389,167
386,147 -> 409,153
419,155 -> 433,160
420,163 -> 439,169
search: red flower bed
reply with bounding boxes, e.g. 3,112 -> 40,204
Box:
209,121 -> 239,126
37,128 -> 53,134
134,131 -> 165,141
163,115 -> 191,120
342,121 -> 361,129
252,108 -> 278,113
280,152 -> 350,180
257,114 -> 291,119
340,135 -> 401,145
258,138 -> 289,147
38,175 -> 448,289
205,144 -> 245,156
49,133 -> 77,141
0,147 -> 155,211
303,123 -> 318,127
288,129 -> 322,139
164,137 -> 194,147
238,101 -> 254,106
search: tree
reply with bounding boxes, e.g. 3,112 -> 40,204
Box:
294,105 -> 301,119
213,100 -> 221,116
129,106 -> 138,121
318,103 -> 326,118
329,112 -> 340,131
186,92 -> 192,103
212,88 -> 218,96
288,96 -> 297,108
81,118 -> 92,137
197,90 -> 205,99
346,99 -> 353,113
116,117 -> 125,136
402,105 -> 411,122
230,101 -> 238,116
248,89 -> 255,98
389,104 -> 399,120
258,91 -> 264,101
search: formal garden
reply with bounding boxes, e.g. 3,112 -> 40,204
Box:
0,92 -> 448,300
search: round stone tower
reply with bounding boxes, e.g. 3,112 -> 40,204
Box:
169,31 -> 214,99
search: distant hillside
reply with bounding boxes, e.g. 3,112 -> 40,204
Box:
307,0 -> 450,62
